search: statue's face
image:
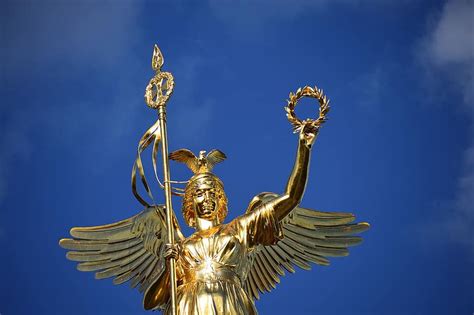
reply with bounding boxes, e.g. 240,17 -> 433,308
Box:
192,182 -> 218,221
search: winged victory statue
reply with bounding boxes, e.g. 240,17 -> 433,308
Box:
59,44 -> 370,315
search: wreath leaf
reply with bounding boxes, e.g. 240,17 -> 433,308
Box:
284,85 -> 331,132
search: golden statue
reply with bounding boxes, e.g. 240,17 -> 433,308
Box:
59,44 -> 369,315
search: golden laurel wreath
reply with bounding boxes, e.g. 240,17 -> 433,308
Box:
144,72 -> 175,109
285,85 -> 330,133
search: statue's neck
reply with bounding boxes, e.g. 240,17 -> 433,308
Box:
195,217 -> 218,232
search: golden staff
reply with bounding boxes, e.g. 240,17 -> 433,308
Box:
144,44 -> 177,315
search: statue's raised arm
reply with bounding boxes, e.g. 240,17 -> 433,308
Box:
239,87 -> 369,301
268,122 -> 318,221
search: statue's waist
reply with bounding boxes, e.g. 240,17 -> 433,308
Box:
181,267 -> 241,285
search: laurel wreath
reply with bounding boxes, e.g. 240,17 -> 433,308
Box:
144,72 -> 175,109
285,85 -> 330,133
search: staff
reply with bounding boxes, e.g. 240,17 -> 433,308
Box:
144,44 -> 177,315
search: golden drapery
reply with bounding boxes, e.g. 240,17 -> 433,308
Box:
145,202 -> 282,314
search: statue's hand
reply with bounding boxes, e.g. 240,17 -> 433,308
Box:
299,122 -> 318,148
163,243 -> 179,261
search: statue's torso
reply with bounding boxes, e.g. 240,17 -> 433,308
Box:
168,221 -> 257,315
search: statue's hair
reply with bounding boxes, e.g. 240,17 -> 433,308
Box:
182,173 -> 228,227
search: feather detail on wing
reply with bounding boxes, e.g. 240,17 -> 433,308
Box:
206,149 -> 227,171
169,149 -> 199,174
243,193 -> 370,300
59,205 -> 183,293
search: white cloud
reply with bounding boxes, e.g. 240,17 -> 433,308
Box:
419,0 -> 474,255
429,0 -> 474,67
421,0 -> 473,108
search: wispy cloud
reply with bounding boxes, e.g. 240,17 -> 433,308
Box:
350,66 -> 385,111
208,0 -> 418,37
1,1 -> 221,205
1,1 -> 145,204
3,1 -> 143,74
418,0 -> 474,255
209,0 -> 321,31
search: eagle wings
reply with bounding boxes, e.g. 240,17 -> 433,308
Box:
242,192 -> 369,300
59,195 -> 368,303
169,149 -> 227,174
59,205 -> 183,294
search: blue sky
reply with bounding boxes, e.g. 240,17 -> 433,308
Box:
1,0 -> 473,314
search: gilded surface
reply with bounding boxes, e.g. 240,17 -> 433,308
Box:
162,203 -> 280,314
59,44 -> 370,314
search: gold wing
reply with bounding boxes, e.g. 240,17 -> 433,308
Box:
169,149 -> 199,174
59,205 -> 183,293
243,193 -> 370,300
206,149 -> 227,171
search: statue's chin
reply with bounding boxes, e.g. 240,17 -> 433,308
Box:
197,212 -> 217,221
197,206 -> 217,219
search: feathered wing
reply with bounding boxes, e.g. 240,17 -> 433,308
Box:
243,193 -> 370,300
59,205 -> 183,293
169,149 -> 199,174
206,149 -> 227,171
